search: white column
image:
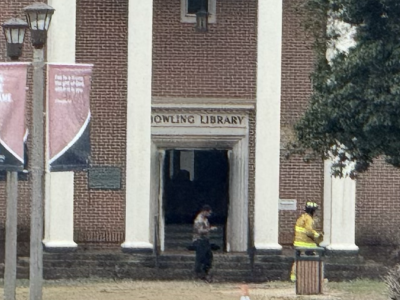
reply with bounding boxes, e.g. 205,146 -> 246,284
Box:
121,0 -> 153,251
320,160 -> 332,248
43,0 -> 77,250
227,139 -> 249,252
253,0 -> 282,252
322,160 -> 358,252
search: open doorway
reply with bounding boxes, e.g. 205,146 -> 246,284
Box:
162,149 -> 229,251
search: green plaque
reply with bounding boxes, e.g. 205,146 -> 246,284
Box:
89,167 -> 121,190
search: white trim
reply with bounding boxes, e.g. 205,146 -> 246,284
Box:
121,241 -> 153,249
326,244 -> 359,251
253,0 -> 282,251
44,171 -> 75,249
254,243 -> 283,251
322,159 -> 358,251
44,0 -> 77,251
151,116 -> 249,252
180,0 -> 217,24
47,0 -> 76,63
320,159 -> 332,247
152,103 -> 254,110
123,0 -> 153,250
43,240 -> 78,248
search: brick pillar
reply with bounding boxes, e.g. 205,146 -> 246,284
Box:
254,0 -> 283,253
121,0 -> 153,252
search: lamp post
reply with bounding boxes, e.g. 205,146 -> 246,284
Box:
2,4 -> 54,299
1,17 -> 28,300
22,3 -> 55,300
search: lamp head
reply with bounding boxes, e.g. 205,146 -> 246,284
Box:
1,18 -> 28,60
23,2 -> 55,49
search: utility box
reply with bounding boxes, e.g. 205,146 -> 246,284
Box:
295,247 -> 324,295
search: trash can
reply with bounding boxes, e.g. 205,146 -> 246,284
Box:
295,247 -> 324,295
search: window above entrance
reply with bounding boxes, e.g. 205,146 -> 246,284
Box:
180,0 -> 216,24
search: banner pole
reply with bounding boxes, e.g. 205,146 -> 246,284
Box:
4,171 -> 18,300
29,47 -> 45,300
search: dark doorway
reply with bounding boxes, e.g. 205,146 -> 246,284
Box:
162,149 -> 229,251
163,149 -> 229,225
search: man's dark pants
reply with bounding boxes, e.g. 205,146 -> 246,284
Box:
194,238 -> 213,278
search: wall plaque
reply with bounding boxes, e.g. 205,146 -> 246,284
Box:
279,199 -> 297,211
88,167 -> 121,190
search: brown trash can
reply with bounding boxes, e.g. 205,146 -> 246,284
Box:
295,247 -> 324,295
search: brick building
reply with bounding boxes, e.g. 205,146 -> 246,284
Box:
0,0 -> 398,261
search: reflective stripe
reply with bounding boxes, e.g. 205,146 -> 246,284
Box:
294,241 -> 316,248
295,226 -> 319,238
295,226 -> 308,233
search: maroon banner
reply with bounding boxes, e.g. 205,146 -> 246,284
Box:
0,63 -> 29,171
47,64 -> 93,171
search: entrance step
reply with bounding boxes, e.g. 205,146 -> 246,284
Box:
41,251 -> 254,282
164,224 -> 224,251
4,250 -> 389,282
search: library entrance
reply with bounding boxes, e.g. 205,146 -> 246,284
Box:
162,150 -> 229,251
151,110 -> 249,252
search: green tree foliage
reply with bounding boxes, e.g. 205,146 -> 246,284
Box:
290,0 -> 400,177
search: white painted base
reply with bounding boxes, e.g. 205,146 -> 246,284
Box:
43,240 -> 78,248
121,241 -> 153,249
318,241 -> 330,248
326,244 -> 359,251
254,243 -> 283,251
44,172 -> 76,248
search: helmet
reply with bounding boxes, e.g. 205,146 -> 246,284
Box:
305,201 -> 318,210
304,201 -> 318,214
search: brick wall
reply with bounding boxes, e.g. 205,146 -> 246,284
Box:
74,0 -> 128,239
279,0 -> 323,244
356,158 -> 400,246
281,0 -> 314,125
152,0 -> 257,99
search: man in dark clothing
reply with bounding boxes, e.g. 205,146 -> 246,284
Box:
193,204 -> 217,282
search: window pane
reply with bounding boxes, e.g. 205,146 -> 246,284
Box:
187,0 -> 208,14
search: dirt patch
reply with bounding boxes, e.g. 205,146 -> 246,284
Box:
1,279 -> 387,300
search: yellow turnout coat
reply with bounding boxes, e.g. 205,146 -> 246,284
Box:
293,213 -> 323,247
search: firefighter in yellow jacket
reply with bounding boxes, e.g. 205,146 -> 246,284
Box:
290,201 -> 323,282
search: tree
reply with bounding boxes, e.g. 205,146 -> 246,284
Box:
289,0 -> 400,177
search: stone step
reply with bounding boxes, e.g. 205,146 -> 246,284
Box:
9,252 -> 388,283
43,266 -> 254,282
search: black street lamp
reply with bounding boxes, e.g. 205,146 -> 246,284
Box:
24,2 -> 55,49
1,18 -> 28,60
1,16 -> 29,300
